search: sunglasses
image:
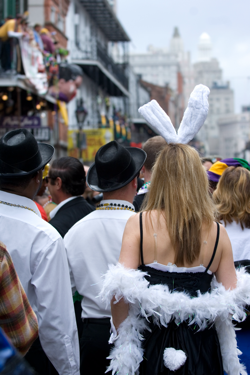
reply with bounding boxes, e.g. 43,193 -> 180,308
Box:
44,176 -> 50,183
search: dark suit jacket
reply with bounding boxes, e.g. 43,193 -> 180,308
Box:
49,196 -> 95,238
133,192 -> 147,212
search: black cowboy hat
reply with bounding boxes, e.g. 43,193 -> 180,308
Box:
0,129 -> 54,176
87,140 -> 147,192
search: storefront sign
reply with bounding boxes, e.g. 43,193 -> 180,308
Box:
0,116 -> 41,128
31,127 -> 50,141
67,128 -> 113,162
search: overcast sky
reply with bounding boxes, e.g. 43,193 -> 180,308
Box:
117,0 -> 250,112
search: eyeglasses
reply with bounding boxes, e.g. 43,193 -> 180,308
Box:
44,176 -> 50,183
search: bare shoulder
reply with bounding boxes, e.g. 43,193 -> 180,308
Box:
217,222 -> 231,249
124,212 -> 141,233
215,222 -> 237,289
218,222 -> 228,236
127,212 -> 140,223
119,213 -> 141,268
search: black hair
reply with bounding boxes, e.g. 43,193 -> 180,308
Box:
49,157 -> 86,196
59,64 -> 83,82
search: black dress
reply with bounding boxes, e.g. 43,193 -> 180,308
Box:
138,213 -> 223,375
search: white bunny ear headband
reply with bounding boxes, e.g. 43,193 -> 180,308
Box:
138,84 -> 210,144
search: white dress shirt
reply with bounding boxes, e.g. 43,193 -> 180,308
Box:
0,190 -> 80,375
223,220 -> 250,261
50,196 -> 79,219
64,200 -> 135,319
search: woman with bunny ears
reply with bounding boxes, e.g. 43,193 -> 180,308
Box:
100,85 -> 250,375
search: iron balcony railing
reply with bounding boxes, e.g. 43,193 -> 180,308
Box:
96,42 -> 128,89
71,41 -> 129,90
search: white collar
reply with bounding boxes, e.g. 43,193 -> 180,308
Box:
50,196 -> 79,219
0,190 -> 41,216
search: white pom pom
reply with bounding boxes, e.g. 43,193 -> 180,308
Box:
163,347 -> 187,371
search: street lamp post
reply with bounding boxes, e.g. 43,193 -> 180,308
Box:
75,98 -> 88,162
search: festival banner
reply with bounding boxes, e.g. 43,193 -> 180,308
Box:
20,38 -> 48,95
67,128 -> 113,162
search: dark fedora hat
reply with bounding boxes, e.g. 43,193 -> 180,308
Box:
0,129 -> 54,176
87,141 -> 146,192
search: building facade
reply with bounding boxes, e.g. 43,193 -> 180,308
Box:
0,0 -> 59,150
129,27 -> 193,128
0,0 -> 28,20
130,27 -> 185,91
193,33 -> 234,155
66,0 -> 130,129
218,112 -> 250,160
0,0 -> 173,159
28,0 -> 133,160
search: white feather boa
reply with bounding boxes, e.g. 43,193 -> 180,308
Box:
99,264 -> 250,375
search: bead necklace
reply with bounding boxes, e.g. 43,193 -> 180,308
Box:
137,181 -> 151,195
0,200 -> 38,216
96,202 -> 135,212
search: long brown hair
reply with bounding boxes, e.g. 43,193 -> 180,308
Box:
142,143 -> 214,266
213,166 -> 250,229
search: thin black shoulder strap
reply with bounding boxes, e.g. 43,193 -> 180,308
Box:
205,222 -> 220,273
139,212 -> 145,266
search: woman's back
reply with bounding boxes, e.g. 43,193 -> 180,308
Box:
120,209 -> 235,293
121,211 -> 225,375
140,210 -> 222,274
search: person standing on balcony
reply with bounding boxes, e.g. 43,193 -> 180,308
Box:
40,28 -> 55,54
33,23 -> 44,52
0,14 -> 23,72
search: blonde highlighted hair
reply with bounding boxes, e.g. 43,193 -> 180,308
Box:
213,166 -> 250,229
142,143 -> 214,266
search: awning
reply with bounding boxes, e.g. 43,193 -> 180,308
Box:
0,75 -> 56,117
79,0 -> 130,42
0,75 -> 56,104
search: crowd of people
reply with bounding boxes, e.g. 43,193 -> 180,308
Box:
0,84 -> 250,375
0,13 -> 68,73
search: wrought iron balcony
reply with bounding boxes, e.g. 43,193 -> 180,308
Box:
96,42 -> 128,90
71,41 -> 129,96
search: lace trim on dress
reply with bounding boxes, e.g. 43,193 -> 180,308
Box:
146,262 -> 212,275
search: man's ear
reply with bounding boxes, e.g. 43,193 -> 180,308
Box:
131,177 -> 137,189
36,171 -> 41,184
140,166 -> 145,178
55,177 -> 62,190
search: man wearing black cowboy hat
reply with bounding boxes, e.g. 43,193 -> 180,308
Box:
0,129 -> 80,375
64,140 -> 146,374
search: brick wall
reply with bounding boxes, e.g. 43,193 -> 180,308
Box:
44,0 -> 70,48
140,80 -> 172,117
